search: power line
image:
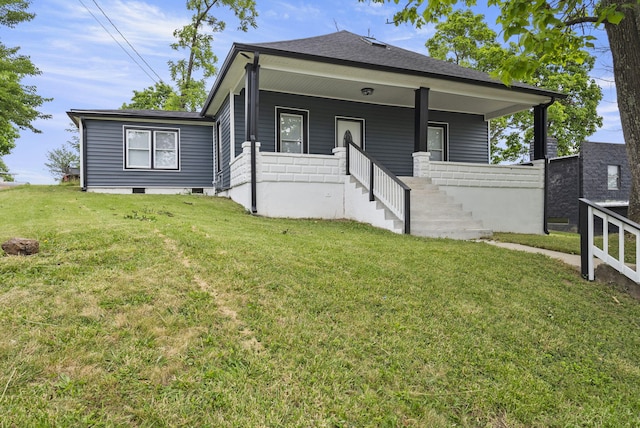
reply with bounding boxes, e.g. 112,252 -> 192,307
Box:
90,0 -> 164,83
77,0 -> 160,84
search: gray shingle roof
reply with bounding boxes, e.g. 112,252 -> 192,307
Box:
236,30 -> 559,96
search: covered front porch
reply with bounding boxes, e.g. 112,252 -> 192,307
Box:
220,141 -> 545,238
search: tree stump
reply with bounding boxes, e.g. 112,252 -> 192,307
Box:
1,238 -> 39,256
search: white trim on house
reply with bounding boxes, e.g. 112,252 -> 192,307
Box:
79,118 -> 85,189
335,116 -> 365,149
122,125 -> 181,172
274,105 -> 310,153
427,121 -> 449,162
598,200 -> 629,208
76,116 -> 213,127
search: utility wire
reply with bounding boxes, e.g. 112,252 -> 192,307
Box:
90,0 -> 164,83
77,0 -> 159,84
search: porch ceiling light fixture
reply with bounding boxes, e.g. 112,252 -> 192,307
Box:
361,87 -> 374,96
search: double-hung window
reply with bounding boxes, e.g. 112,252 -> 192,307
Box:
125,127 -> 179,170
276,107 -> 308,153
427,123 -> 448,161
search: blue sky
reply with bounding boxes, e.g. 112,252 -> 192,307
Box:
0,0 -> 622,184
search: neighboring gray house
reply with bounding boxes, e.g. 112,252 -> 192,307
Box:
547,141 -> 630,231
69,31 -> 563,239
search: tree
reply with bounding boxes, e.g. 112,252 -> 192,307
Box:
0,0 -> 51,157
369,0 -> 640,222
45,125 -> 79,181
425,10 -> 602,163
0,158 -> 14,182
122,0 -> 257,111
121,82 -> 180,111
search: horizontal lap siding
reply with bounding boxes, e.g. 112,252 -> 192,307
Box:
217,96 -> 232,189
430,111 -> 488,163
234,94 -> 245,156
85,119 -> 214,188
235,91 -> 489,176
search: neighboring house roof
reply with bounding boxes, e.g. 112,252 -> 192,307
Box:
67,109 -> 212,126
202,30 -> 564,118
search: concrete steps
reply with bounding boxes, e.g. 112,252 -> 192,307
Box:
345,177 -> 404,233
400,177 -> 492,240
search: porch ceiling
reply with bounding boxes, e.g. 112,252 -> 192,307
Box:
204,51 -> 554,120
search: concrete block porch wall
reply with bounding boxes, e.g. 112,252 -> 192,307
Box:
413,152 -> 546,234
223,144 -> 546,236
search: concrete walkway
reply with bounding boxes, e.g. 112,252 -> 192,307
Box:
482,240 -> 595,270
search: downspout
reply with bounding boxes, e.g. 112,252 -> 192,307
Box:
539,97 -> 555,235
80,117 -> 88,192
250,52 -> 260,213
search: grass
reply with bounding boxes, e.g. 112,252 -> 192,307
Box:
2,185 -> 640,426
494,230 -> 637,264
493,231 -> 582,255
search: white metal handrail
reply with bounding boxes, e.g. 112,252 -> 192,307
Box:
580,199 -> 640,282
347,143 -> 411,233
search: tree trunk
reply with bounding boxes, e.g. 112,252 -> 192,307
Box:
604,1 -> 640,223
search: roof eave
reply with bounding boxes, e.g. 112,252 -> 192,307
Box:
67,109 -> 212,124
200,40 -> 565,116
230,42 -> 566,100
201,43 -> 247,116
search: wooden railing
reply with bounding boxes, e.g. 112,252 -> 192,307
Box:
346,142 -> 411,234
579,198 -> 640,282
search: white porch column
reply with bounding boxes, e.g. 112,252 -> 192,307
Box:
412,151 -> 432,178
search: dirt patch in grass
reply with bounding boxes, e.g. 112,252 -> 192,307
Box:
595,264 -> 640,300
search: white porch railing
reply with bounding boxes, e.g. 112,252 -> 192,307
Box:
580,198 -> 640,282
347,143 -> 411,233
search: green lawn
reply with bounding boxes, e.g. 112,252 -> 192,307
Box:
2,185 -> 640,426
494,230 -> 637,264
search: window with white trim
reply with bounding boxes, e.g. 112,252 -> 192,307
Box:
125,127 -> 179,170
277,107 -> 308,153
427,123 -> 448,161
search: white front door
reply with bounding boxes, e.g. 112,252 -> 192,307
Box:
336,117 -> 364,149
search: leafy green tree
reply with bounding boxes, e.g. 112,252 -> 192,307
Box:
0,0 -> 51,157
44,124 -> 79,181
369,0 -> 640,222
122,0 -> 258,112
426,10 -> 602,163
0,158 -> 14,182
121,82 -> 180,111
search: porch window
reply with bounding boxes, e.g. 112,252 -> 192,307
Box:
125,127 -> 179,170
427,123 -> 448,161
277,107 -> 308,153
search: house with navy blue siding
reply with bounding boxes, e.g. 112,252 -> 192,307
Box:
69,31 -> 563,239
